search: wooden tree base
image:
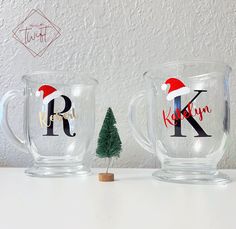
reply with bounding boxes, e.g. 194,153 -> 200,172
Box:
98,173 -> 114,182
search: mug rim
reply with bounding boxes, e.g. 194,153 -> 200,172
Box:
143,60 -> 232,80
22,70 -> 99,86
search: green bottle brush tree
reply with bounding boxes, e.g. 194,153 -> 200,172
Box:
96,107 -> 122,182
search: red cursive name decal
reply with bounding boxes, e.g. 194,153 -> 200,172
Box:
162,103 -> 212,127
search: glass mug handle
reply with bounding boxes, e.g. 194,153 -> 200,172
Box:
0,90 -> 27,152
128,91 -> 154,153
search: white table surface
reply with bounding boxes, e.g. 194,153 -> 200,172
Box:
0,168 -> 236,229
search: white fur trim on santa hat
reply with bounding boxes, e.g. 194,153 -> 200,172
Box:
167,87 -> 190,101
161,84 -> 167,90
43,91 -> 62,104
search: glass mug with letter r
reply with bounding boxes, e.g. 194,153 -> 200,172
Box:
129,61 -> 231,184
0,71 -> 98,177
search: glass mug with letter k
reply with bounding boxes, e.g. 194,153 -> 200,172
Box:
0,71 -> 98,177
129,61 -> 231,184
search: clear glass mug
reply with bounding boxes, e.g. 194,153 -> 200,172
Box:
0,71 -> 98,177
128,61 -> 231,184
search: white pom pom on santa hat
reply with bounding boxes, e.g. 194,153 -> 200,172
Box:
161,83 -> 167,90
35,90 -> 41,97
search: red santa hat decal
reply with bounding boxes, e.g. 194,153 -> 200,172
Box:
161,77 -> 190,101
36,85 -> 62,104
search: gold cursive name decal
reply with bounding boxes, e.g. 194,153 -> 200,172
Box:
39,108 -> 78,128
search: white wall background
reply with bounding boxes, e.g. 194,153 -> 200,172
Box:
0,0 -> 236,168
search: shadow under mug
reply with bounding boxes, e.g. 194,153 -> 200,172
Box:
129,61 -> 231,184
0,71 -> 98,177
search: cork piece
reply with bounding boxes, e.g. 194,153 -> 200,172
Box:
98,173 -> 114,182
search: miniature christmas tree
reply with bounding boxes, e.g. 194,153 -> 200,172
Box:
96,107 -> 122,182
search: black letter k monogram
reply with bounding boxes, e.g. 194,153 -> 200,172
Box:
171,90 -> 211,137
